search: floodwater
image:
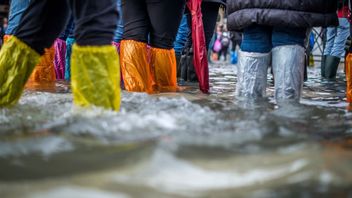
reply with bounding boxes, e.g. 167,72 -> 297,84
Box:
0,63 -> 352,198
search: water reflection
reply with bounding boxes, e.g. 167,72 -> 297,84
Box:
0,64 -> 351,197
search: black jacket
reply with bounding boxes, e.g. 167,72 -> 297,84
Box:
227,0 -> 338,31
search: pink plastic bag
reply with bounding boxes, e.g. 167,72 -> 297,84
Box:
213,39 -> 222,52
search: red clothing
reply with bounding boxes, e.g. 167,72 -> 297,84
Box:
338,5 -> 349,18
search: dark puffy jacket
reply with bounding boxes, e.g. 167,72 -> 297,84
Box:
204,0 -> 226,6
227,0 -> 338,31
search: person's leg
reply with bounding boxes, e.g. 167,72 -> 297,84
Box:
324,18 -> 350,79
272,27 -> 307,103
15,0 -> 70,54
147,0 -> 186,92
236,25 -> 271,98
120,0 -> 154,93
68,0 -> 120,110
113,0 -> 123,43
5,0 -> 31,35
202,2 -> 220,51
0,0 -> 69,107
174,14 -> 190,78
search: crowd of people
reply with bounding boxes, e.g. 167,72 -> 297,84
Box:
0,0 -> 350,112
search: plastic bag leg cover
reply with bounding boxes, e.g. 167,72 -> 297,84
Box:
0,36 -> 40,107
65,38 -> 75,81
71,44 -> 121,111
151,48 -> 177,92
235,50 -> 270,98
54,38 -> 67,80
120,40 -> 155,93
272,45 -> 305,103
28,45 -> 56,83
346,53 -> 352,103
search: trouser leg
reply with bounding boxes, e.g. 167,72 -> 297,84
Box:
202,2 -> 220,51
147,0 -> 186,49
15,0 -> 70,55
70,0 -> 118,46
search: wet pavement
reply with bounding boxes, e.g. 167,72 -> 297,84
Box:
0,62 -> 352,198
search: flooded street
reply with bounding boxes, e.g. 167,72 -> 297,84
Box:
0,62 -> 352,198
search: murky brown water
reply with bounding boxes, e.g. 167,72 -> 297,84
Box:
0,62 -> 352,198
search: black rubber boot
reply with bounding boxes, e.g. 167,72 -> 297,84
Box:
176,54 -> 181,78
320,55 -> 327,78
325,55 -> 341,79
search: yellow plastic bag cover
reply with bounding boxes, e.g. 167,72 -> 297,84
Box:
71,44 -> 121,111
0,36 -> 40,107
346,53 -> 352,103
27,45 -> 56,83
120,40 -> 155,93
151,47 -> 177,92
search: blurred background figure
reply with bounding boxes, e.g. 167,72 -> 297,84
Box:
322,0 -> 350,80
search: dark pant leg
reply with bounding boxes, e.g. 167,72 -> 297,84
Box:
147,0 -> 186,49
70,0 -> 118,46
121,0 -> 149,43
202,2 -> 220,51
15,0 -> 70,55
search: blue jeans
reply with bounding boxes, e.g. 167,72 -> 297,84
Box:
6,0 -> 31,35
324,18 -> 350,58
241,25 -> 307,53
113,0 -> 123,42
173,14 -> 189,56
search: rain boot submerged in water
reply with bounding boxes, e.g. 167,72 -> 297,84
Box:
150,47 -> 177,93
120,40 -> 155,93
71,44 -> 121,111
324,55 -> 341,79
235,50 -> 270,98
0,36 -> 41,107
272,45 -> 305,103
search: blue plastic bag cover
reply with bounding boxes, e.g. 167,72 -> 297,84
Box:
231,51 -> 238,64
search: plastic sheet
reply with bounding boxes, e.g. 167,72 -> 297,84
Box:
54,38 -> 67,80
120,40 -> 155,93
187,0 -> 209,94
346,53 -> 352,103
235,50 -> 270,98
27,45 -> 56,83
71,44 -> 121,111
65,37 -> 75,81
151,47 -> 177,92
272,45 -> 305,102
0,36 -> 41,107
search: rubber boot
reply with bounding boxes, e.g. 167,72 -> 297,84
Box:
320,55 -> 327,78
71,44 -> 121,111
176,54 -> 181,78
0,36 -> 41,107
120,40 -> 155,93
346,53 -> 352,103
272,45 -> 305,103
235,50 -> 270,98
324,55 -> 341,79
150,47 -> 177,92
